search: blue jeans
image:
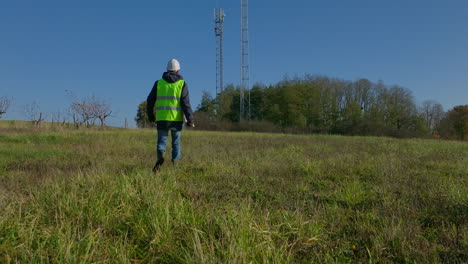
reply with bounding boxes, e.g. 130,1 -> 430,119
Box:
157,129 -> 181,161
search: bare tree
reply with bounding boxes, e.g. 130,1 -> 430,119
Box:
67,107 -> 80,128
51,111 -> 60,126
0,96 -> 12,119
24,102 -> 45,127
67,92 -> 112,128
420,100 -> 444,133
51,110 -> 68,127
66,90 -> 88,128
71,97 -> 94,127
89,96 -> 112,127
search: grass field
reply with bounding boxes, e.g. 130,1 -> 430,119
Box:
0,121 -> 467,263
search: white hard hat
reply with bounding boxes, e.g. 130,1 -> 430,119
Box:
167,59 -> 181,72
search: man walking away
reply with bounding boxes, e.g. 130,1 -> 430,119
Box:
146,59 -> 195,172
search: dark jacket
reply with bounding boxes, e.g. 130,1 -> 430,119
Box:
147,71 -> 194,131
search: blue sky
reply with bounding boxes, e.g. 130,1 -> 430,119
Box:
1,0 -> 467,127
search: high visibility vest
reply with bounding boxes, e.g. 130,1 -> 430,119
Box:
155,79 -> 184,121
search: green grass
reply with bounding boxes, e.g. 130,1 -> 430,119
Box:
0,122 -> 467,263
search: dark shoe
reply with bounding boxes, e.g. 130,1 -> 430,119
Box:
152,158 -> 164,173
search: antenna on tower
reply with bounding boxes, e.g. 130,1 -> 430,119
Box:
214,8 -> 225,95
240,0 -> 250,121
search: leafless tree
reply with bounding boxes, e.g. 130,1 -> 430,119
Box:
66,107 -> 80,128
0,96 -> 12,119
71,97 -> 95,127
89,96 -> 112,127
24,102 -> 45,127
66,90 -> 87,128
51,110 -> 68,127
420,100 -> 445,133
67,92 -> 113,128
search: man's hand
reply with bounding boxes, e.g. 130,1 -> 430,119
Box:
186,120 -> 195,128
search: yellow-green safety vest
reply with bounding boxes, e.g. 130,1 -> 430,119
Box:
155,79 -> 185,121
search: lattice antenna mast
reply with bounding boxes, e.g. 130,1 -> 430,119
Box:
214,8 -> 225,95
240,0 -> 250,121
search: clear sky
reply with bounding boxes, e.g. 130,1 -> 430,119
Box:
1,0 -> 467,127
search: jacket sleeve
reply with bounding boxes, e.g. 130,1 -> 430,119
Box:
180,82 -> 194,122
146,81 -> 158,122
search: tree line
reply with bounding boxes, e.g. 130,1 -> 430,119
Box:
136,75 -> 467,140
0,93 -> 112,128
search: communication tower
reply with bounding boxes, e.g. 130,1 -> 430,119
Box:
240,0 -> 250,120
214,8 -> 225,95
